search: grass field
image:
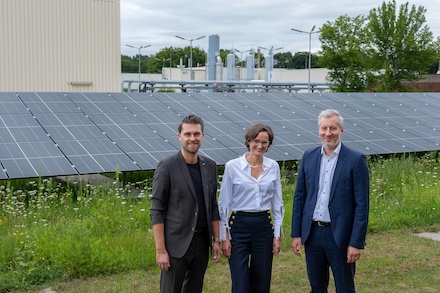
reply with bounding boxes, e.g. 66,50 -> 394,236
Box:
40,228 -> 440,293
1,152 -> 439,292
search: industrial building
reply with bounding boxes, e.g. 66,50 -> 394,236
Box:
0,0 -> 121,92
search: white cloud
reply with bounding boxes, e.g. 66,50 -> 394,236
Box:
121,0 -> 440,58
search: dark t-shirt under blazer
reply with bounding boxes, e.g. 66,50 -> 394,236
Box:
150,151 -> 220,258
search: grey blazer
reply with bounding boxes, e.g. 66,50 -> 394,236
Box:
150,151 -> 220,258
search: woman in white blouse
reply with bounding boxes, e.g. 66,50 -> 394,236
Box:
218,123 -> 284,293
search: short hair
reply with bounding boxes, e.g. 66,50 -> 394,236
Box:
244,123 -> 274,150
318,109 -> 344,129
178,114 -> 204,133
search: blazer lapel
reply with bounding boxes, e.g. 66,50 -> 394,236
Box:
330,143 -> 346,203
312,148 -> 322,195
199,156 -> 210,210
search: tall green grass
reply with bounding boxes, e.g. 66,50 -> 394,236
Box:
0,153 -> 439,291
0,176 -> 155,291
367,153 -> 439,232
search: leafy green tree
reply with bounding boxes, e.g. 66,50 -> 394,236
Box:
146,47 -> 183,73
367,0 -> 436,91
216,49 -> 229,66
122,54 -> 153,74
291,51 -> 321,69
427,37 -> 440,74
319,1 -> 436,92
427,61 -> 439,74
291,51 -> 308,69
123,48 -> 324,74
121,55 -> 137,73
147,47 -> 183,73
273,52 -> 292,68
146,46 -> 207,73
190,46 -> 207,67
139,54 -> 153,73
146,57 -> 161,74
319,14 -> 372,92
272,51 -> 321,69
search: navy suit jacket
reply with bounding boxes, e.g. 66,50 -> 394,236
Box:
291,143 -> 369,250
150,151 -> 220,258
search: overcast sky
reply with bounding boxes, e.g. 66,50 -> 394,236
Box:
121,0 -> 440,59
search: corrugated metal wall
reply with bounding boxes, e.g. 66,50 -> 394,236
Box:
0,0 -> 121,92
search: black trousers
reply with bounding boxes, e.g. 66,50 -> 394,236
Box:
229,211 -> 274,293
160,230 -> 209,293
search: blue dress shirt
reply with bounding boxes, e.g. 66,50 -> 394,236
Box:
313,143 -> 341,222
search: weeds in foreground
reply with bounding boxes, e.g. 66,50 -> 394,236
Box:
0,176 -> 154,291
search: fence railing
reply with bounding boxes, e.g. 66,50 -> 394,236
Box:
121,80 -> 332,93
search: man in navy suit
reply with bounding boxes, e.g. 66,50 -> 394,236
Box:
291,109 -> 370,293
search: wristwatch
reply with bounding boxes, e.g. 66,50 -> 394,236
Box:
212,237 -> 222,243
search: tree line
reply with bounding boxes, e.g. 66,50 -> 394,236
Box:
122,1 -> 440,92
121,47 -> 322,75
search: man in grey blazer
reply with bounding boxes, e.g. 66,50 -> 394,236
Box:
150,114 -> 221,293
291,109 -> 370,293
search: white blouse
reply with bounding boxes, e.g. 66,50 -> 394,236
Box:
218,153 -> 284,240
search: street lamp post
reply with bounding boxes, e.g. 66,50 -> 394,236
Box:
175,35 -> 206,80
258,46 -> 283,82
258,46 -> 283,60
291,26 -> 319,93
126,44 -> 151,80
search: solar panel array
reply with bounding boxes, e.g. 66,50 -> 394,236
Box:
0,91 -> 439,179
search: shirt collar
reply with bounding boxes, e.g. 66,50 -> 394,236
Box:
240,152 -> 268,170
320,142 -> 342,157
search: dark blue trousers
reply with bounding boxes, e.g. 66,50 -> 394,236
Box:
305,222 -> 356,293
229,211 -> 274,293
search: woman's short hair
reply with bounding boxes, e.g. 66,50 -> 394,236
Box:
244,123 -> 274,150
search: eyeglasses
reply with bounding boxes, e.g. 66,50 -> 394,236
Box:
251,139 -> 270,146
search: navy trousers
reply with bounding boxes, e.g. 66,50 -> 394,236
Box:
229,211 -> 274,293
305,222 -> 356,293
160,229 -> 209,293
